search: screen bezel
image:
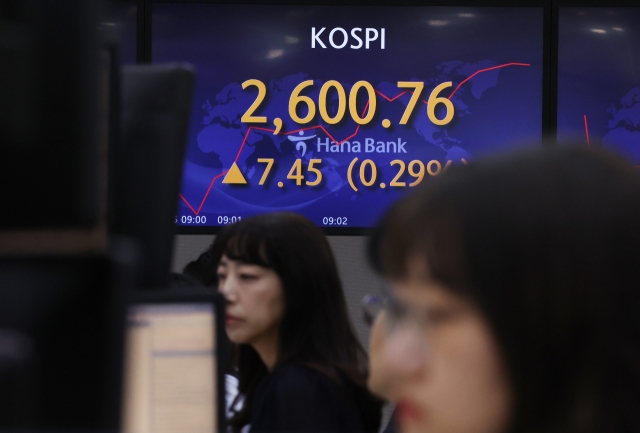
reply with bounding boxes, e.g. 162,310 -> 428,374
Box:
143,0 -> 552,235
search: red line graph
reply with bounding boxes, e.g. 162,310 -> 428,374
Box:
449,62 -> 529,97
584,114 -> 590,147
180,62 -> 530,215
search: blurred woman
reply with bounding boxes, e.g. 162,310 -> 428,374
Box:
367,147 -> 640,433
208,212 -> 381,433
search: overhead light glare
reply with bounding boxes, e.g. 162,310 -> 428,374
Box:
266,49 -> 285,59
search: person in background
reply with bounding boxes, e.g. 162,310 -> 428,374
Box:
181,247 -> 217,285
367,146 -> 640,433
206,212 -> 382,433
171,250 -> 240,422
365,308 -> 394,401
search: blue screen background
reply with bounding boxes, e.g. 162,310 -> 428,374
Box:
153,5 -> 543,228
558,8 -> 640,167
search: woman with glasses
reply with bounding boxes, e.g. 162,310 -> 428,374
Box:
207,212 -> 382,433
363,301 -> 398,433
366,147 -> 640,433
363,298 -> 395,402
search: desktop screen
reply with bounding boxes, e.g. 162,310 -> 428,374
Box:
122,303 -> 217,433
153,4 -> 544,229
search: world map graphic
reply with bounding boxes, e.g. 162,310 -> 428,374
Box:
603,86 -> 640,165
179,59 -> 528,220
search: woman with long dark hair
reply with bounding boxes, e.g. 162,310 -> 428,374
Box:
367,146 -> 640,433
207,212 -> 381,433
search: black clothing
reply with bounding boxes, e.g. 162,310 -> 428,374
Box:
249,363 -> 378,433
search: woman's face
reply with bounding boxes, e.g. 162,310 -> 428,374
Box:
216,255 -> 285,349
383,257 -> 512,433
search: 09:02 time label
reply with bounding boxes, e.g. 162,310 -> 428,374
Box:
323,217 -> 347,226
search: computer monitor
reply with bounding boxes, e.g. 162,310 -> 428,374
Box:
0,0 -> 103,229
151,3 -> 545,232
0,253 -> 131,430
121,290 -> 226,433
111,64 -> 195,287
557,6 -> 640,169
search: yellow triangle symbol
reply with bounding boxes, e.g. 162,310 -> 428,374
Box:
222,162 -> 247,185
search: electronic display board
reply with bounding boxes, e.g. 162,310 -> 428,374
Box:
153,4 -> 544,230
557,8 -> 640,167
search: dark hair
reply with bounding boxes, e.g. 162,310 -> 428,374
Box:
369,146 -> 640,433
208,212 -> 381,432
181,248 -> 217,286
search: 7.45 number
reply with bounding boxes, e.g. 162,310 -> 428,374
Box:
257,158 -> 323,186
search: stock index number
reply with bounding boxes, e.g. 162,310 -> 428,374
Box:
240,79 -> 454,128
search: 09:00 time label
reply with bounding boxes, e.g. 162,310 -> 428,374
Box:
176,215 -> 207,224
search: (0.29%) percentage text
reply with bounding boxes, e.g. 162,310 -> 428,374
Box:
346,157 -> 468,192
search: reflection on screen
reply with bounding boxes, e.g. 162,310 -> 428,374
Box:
122,303 -> 216,433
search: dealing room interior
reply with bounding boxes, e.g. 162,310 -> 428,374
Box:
1,1 -> 640,432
